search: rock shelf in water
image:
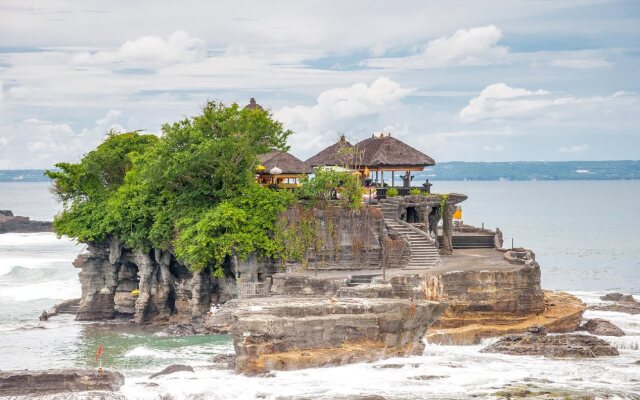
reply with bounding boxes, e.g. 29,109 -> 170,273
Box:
481,326 -> 619,358
0,369 -> 124,396
0,210 -> 53,233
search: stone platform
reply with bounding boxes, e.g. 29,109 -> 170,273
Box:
229,296 -> 447,374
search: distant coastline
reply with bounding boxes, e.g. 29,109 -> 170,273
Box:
1,160 -> 639,182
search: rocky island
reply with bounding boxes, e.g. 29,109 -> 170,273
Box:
0,210 -> 52,233
35,99 -> 600,381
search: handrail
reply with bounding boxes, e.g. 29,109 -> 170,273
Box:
394,219 -> 437,245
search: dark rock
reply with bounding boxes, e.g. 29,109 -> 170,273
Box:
39,311 -> 49,321
589,293 -> 640,315
634,360 -> 640,365
156,323 -> 198,337
0,210 -> 53,234
48,298 -> 81,317
526,325 -> 547,336
0,369 -> 124,395
600,293 -> 636,302
481,330 -> 619,358
579,319 -> 625,336
149,364 -> 194,379
411,375 -> 447,380
212,353 -> 235,369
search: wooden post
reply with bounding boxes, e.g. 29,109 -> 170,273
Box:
381,170 -> 384,186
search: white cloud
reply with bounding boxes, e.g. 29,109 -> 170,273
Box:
275,77 -> 413,155
460,83 -> 640,127
365,25 -> 508,69
0,80 -> 4,103
557,144 -> 589,153
72,31 -> 206,68
0,110 -> 129,168
460,83 -> 549,122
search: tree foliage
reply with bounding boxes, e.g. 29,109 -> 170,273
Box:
298,168 -> 363,210
47,101 -> 294,275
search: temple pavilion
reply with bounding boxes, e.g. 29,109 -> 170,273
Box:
306,133 -> 435,194
257,150 -> 312,189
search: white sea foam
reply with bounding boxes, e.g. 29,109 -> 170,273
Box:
0,279 -> 80,301
124,346 -> 176,359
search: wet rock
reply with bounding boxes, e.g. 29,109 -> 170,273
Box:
578,318 -> 625,336
589,293 -> 640,314
156,323 -> 198,337
211,353 -> 235,369
601,293 -> 635,302
47,298 -> 81,317
0,369 -> 124,395
149,364 -> 194,379
0,210 -> 53,233
481,327 -> 619,358
634,360 -> 640,365
411,375 -> 447,380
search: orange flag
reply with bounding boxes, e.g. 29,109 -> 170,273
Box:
95,342 -> 103,362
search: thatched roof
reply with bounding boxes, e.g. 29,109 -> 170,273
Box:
358,134 -> 435,169
244,98 -> 263,110
305,136 -> 354,167
259,150 -> 312,175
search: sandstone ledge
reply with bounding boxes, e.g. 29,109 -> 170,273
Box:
230,296 -> 446,374
0,369 -> 124,396
426,291 -> 585,345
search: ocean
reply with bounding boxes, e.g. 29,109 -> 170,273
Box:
0,181 -> 639,399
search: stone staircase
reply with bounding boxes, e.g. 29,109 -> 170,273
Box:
384,219 -> 440,269
371,201 -> 441,269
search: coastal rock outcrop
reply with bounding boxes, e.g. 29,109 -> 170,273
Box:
425,249 -> 584,345
0,369 -> 124,396
149,364 -> 194,379
578,318 -> 625,336
0,210 -> 53,233
230,296 -> 447,374
589,292 -> 640,314
481,326 -> 619,358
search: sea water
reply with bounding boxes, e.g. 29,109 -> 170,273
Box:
0,181 -> 639,399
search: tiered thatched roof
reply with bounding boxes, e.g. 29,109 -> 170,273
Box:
306,134 -> 435,170
305,136 -> 353,167
358,134 -> 435,169
244,98 -> 263,110
259,150 -> 312,175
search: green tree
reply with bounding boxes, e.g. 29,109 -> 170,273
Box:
47,101 -> 295,276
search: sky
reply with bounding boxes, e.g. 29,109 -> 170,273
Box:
0,0 -> 639,169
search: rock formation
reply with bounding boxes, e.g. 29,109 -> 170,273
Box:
0,369 -> 124,396
589,292 -> 640,314
425,249 -> 584,345
149,364 -> 194,379
0,210 -> 53,233
230,296 -> 447,374
481,325 -> 619,358
578,318 -> 625,336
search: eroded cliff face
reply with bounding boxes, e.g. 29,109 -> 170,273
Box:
74,240 -> 215,324
230,297 -> 447,375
